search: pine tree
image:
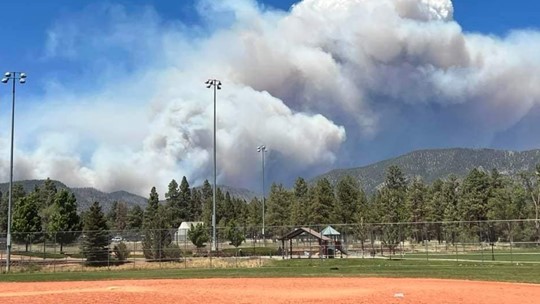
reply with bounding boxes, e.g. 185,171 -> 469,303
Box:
12,192 -> 42,252
127,205 -> 144,230
459,168 -> 490,239
353,187 -> 370,253
201,180 -> 213,227
48,190 -> 82,252
266,183 -> 292,228
179,176 -> 192,221
82,202 -> 109,266
246,197 -> 262,237
190,189 -> 203,221
378,166 -> 407,254
165,179 -> 181,227
441,177 -> 460,244
307,178 -> 335,226
142,187 -> 171,260
488,178 -> 526,242
406,177 -> 427,242
290,177 -> 309,226
334,175 -> 360,224
106,201 -> 118,230
115,202 -> 128,232
222,192 -> 235,225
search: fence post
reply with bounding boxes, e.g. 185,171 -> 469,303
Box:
510,222 -> 514,264
133,235 -> 136,269
479,221 -> 484,264
425,225 -> 429,262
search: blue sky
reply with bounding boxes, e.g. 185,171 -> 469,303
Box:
1,0 -> 540,193
2,0 -> 539,99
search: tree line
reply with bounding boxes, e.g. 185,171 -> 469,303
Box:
3,164 -> 540,258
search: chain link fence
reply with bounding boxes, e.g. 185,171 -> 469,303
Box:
1,219 -> 540,273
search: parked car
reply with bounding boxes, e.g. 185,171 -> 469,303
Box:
111,236 -> 124,242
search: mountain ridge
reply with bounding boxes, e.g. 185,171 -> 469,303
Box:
313,147 -> 540,192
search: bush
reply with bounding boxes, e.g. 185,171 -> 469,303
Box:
163,244 -> 182,261
113,242 -> 131,262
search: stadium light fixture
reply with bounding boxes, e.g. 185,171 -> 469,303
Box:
1,71 -> 27,272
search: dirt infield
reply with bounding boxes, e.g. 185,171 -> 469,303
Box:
0,277 -> 539,304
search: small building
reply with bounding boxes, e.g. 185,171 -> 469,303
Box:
174,221 -> 204,243
279,227 -> 347,259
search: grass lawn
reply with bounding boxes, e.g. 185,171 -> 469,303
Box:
404,252 -> 540,262
0,258 -> 539,284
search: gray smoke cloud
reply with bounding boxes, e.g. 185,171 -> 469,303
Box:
0,0 -> 539,195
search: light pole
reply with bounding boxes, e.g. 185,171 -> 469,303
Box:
205,79 -> 221,251
257,145 -> 267,245
1,71 -> 26,272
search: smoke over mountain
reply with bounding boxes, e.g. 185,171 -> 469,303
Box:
1,0 -> 539,195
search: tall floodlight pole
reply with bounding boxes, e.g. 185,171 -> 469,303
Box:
205,79 -> 221,251
257,145 -> 267,244
1,71 -> 27,272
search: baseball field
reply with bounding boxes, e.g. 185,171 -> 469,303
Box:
1,259 -> 539,303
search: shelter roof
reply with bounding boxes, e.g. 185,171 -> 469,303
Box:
279,227 -> 331,241
321,225 -> 340,236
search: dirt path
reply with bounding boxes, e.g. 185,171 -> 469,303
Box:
0,277 -> 539,304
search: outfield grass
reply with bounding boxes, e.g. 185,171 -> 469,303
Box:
0,258 -> 539,284
404,252 -> 540,262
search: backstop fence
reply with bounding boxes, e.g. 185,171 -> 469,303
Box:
1,219 -> 540,272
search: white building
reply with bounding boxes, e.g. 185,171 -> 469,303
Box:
174,221 -> 204,243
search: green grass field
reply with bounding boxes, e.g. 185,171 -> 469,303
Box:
403,251 -> 540,262
1,258 -> 539,284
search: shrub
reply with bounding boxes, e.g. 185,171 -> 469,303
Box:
163,243 -> 182,261
113,242 -> 131,262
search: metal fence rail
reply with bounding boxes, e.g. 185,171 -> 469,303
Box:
1,219 -> 539,273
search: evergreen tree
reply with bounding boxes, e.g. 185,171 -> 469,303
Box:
142,187 -> 172,260
12,193 -> 42,252
106,201 -> 118,230
233,198 -> 248,229
179,176 -> 192,220
406,177 -> 427,242
488,179 -> 527,242
82,202 -> 109,266
290,177 -> 309,226
222,192 -> 235,225
127,205 -> 144,230
266,183 -> 292,228
201,179 -> 213,226
114,202 -> 128,232
165,179 -> 181,227
38,178 -> 58,232
215,188 -> 225,225
353,187 -> 370,253
307,178 -> 335,226
459,168 -> 491,239
246,197 -> 262,237
190,189 -> 203,221
441,177 -> 460,244
334,175 -> 360,224
48,190 -> 82,252
378,166 -> 407,253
